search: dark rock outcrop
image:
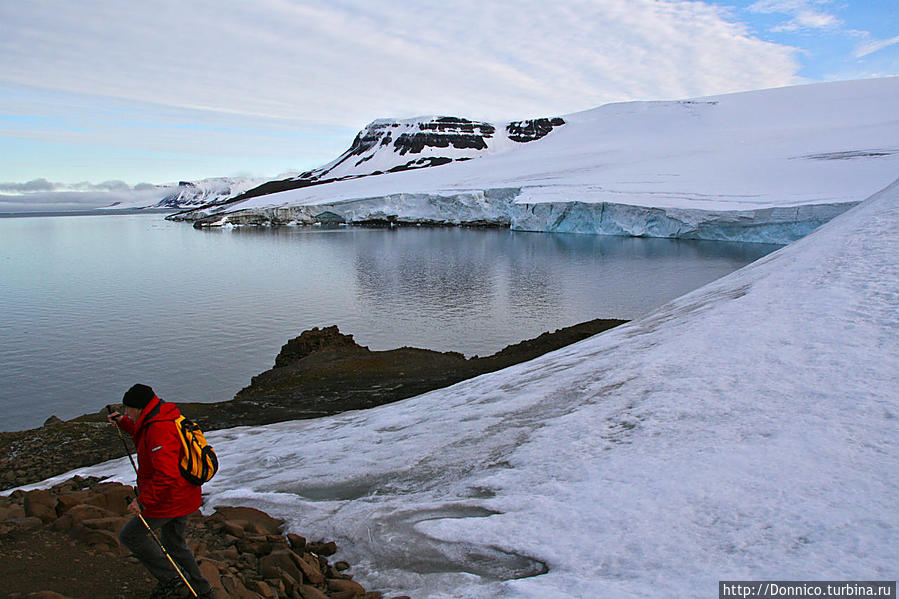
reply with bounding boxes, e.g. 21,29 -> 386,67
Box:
2,319 -> 625,488
506,117 -> 565,142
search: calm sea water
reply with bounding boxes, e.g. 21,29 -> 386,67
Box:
0,213 -> 780,431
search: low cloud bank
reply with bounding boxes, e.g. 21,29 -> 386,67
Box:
0,179 -> 171,212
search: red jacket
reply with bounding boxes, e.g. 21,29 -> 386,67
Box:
117,396 -> 202,518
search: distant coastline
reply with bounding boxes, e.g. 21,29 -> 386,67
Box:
0,207 -> 175,218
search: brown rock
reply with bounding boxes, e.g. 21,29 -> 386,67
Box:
24,489 -> 57,523
211,546 -> 240,561
212,506 -> 283,535
287,533 -> 306,552
80,516 -> 129,533
237,536 -> 273,556
335,561 -> 350,572
232,584 -> 263,599
259,550 -> 304,584
8,516 -> 43,531
72,526 -> 119,549
221,575 -> 238,595
43,415 -> 66,427
5,503 -> 26,519
61,504 -> 117,528
291,552 -> 325,585
221,519 -> 248,537
327,578 -> 365,598
296,585 -> 329,599
252,580 -> 279,599
198,558 -> 225,591
263,578 -> 285,594
55,491 -> 90,515
306,541 -> 337,556
86,482 -> 134,515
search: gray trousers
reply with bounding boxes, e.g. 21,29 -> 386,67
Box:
119,514 -> 212,595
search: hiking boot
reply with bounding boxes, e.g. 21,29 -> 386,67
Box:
149,577 -> 184,599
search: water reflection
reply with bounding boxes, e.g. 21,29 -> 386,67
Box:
0,215 -> 780,430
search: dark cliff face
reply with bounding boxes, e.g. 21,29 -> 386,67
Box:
321,116 -> 497,171
391,117 -> 496,155
506,117 -> 565,142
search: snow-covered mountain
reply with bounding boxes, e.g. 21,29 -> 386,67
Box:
33,177 -> 899,598
178,115 -> 566,211
175,77 -> 899,244
299,115 -> 565,180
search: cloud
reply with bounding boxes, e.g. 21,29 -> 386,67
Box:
749,0 -> 841,32
855,34 -> 899,58
0,178 -> 56,193
0,0 -> 800,125
0,178 -> 172,212
0,179 -> 135,194
0,183 -> 173,213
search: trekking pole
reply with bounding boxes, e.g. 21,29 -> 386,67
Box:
126,497 -> 199,598
106,405 -> 139,478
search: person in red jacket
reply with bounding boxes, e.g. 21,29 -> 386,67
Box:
108,384 -> 213,599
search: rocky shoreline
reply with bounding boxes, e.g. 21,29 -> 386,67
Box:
1,319 -> 625,490
1,475 -> 393,598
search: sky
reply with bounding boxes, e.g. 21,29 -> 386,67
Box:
1,0 -> 897,193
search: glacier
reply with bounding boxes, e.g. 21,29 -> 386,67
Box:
176,78 -> 899,244
28,177 -> 899,598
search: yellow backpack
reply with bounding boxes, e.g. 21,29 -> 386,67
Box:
174,416 -> 218,486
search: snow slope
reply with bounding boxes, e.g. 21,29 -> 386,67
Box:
30,178 -> 899,597
187,78 -> 899,243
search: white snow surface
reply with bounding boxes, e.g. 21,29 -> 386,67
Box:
215,78 -> 899,242
25,178 -> 899,597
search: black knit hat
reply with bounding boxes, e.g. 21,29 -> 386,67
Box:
122,384 -> 155,409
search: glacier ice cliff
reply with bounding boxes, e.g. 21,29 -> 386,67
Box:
190,188 -> 855,245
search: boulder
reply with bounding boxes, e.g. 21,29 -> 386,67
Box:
220,519 -> 249,537
198,558 -> 224,587
8,516 -> 43,531
86,482 -> 133,514
236,535 -> 273,556
43,415 -> 66,427
72,526 -> 119,550
252,580 -> 278,598
296,585 -> 329,599
306,541 -> 337,556
80,516 -> 130,533
55,504 -> 118,531
287,533 -> 306,552
212,506 -> 283,535
326,578 -> 366,599
5,503 -> 26,520
291,552 -> 325,585
259,550 -> 303,584
24,489 -> 57,523
55,491 -> 91,515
